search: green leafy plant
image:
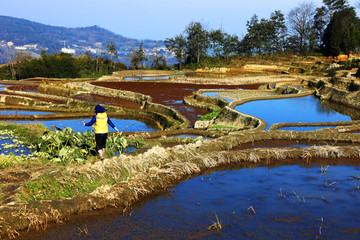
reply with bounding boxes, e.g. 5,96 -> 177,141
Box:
36,127 -> 128,164
199,110 -> 222,121
209,124 -> 239,130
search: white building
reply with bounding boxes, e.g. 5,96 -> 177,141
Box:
61,47 -> 76,54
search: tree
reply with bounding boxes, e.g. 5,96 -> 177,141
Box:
137,41 -> 147,68
165,34 -> 186,69
288,2 -> 316,54
323,7 -> 360,57
241,15 -> 262,54
313,6 -> 330,51
130,41 -> 147,69
95,42 -> 102,74
342,20 -> 360,57
222,33 -> 239,59
17,53 -> 80,79
323,0 -> 350,15
240,11 -> 286,55
150,53 -> 167,70
269,10 -> 287,53
15,52 -> 31,63
106,40 -> 118,66
185,22 -> 209,64
209,29 -> 225,59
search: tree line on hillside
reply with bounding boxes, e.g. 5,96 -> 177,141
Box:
0,39 -> 168,79
0,48 -> 126,80
165,0 -> 360,69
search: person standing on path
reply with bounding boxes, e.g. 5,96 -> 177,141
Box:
84,105 -> 119,159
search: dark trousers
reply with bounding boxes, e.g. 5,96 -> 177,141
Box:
95,133 -> 107,152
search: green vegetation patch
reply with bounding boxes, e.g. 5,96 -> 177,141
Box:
36,127 -> 128,164
22,165 -> 131,201
23,173 -> 102,201
200,110 -> 222,121
208,124 -> 239,130
0,153 -> 39,169
0,122 -> 46,147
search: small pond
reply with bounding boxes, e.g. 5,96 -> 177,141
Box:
29,164 -> 360,239
234,96 -> 354,130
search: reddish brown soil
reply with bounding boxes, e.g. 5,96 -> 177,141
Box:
92,82 -> 261,125
7,85 -> 38,92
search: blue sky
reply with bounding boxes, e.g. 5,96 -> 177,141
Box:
1,0 -> 359,40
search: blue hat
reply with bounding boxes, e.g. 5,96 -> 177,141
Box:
95,105 -> 106,114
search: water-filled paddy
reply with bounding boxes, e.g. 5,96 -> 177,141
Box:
0,85 -> 8,92
7,119 -> 156,133
0,135 -> 31,155
27,164 -> 360,239
235,96 -> 354,130
280,126 -> 338,131
0,110 -> 56,115
124,75 -> 184,81
6,85 -> 38,93
201,92 -> 233,102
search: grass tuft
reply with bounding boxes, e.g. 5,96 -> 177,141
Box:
207,214 -> 222,232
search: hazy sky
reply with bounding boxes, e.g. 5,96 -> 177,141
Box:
1,0 -> 359,41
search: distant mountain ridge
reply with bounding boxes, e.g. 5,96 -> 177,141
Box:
0,15 -> 164,64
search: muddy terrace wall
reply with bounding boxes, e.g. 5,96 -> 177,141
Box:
184,91 -> 228,111
3,87 -> 69,105
227,89 -> 314,108
1,88 -> 101,110
79,82 -> 151,103
141,102 -> 189,129
213,106 -> 265,130
112,70 -> 176,80
2,130 -> 360,239
305,79 -> 360,110
268,120 -> 360,131
186,91 -> 264,131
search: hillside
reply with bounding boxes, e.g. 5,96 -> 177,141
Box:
0,15 -> 165,64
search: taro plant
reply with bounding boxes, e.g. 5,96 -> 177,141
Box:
104,132 -> 128,158
36,127 -> 128,164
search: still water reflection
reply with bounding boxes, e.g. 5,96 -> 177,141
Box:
32,164 -> 360,240
235,95 -> 354,130
7,119 -> 155,133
